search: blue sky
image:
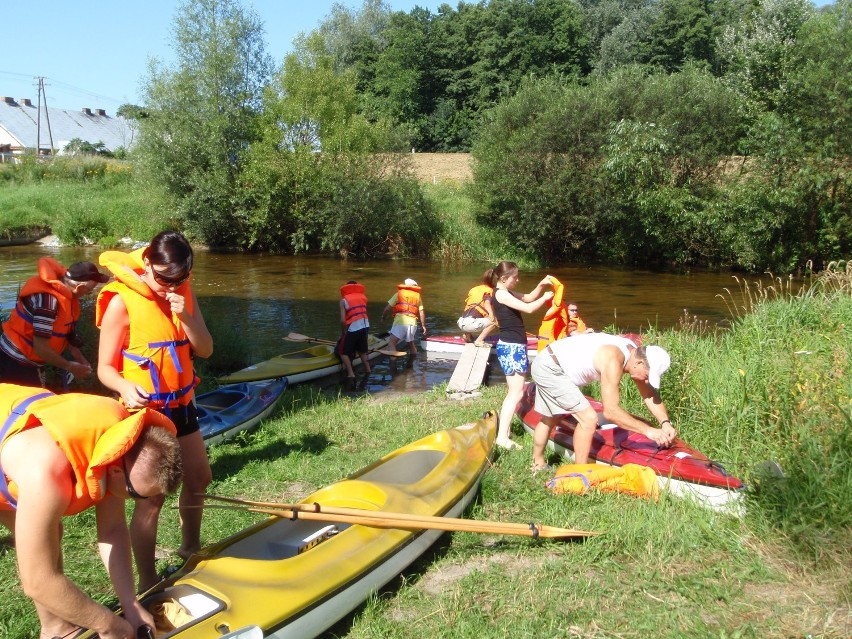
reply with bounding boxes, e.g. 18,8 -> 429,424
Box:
0,0 -> 835,115
0,1 -> 443,113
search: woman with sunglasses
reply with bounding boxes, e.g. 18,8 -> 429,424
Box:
96,230 -> 213,591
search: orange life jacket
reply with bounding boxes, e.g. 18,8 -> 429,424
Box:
393,284 -> 421,319
95,248 -> 197,409
1,257 -> 79,363
0,384 -> 176,514
545,463 -> 659,500
462,284 -> 493,318
568,316 -> 587,334
340,283 -> 368,325
536,276 -> 568,351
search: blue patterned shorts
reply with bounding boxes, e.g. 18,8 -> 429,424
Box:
496,341 -> 529,376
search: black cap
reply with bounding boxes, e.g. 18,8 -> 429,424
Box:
66,261 -> 110,283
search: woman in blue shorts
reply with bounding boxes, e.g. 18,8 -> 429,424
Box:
490,261 -> 553,452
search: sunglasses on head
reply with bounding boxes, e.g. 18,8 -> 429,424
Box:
150,266 -> 190,288
122,456 -> 149,500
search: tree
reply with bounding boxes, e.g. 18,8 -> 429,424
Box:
717,0 -> 815,111
136,0 -> 272,246
646,0 -> 715,71
239,33 -> 434,256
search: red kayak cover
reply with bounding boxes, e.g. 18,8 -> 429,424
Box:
517,383 -> 743,490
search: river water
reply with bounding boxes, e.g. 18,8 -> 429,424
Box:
0,243 -> 747,394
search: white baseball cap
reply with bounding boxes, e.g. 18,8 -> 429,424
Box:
645,345 -> 671,389
404,278 -> 418,286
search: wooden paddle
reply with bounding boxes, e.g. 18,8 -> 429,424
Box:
285,332 -> 407,357
204,494 -> 598,539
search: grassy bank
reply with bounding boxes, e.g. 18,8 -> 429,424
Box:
1,159 -> 532,264
424,183 -> 540,267
1,268 -> 849,639
0,158 -> 175,246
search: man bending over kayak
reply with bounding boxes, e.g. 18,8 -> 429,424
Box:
529,333 -> 675,471
0,384 -> 183,639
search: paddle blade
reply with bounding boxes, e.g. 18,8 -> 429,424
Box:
376,348 -> 408,357
284,332 -> 314,342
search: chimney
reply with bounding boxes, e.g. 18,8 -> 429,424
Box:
20,98 -> 33,107
82,107 -> 93,115
2,96 -> 16,104
96,108 -> 107,116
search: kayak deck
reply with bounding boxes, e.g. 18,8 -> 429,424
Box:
219,334 -> 391,384
197,378 -> 287,446
134,413 -> 497,639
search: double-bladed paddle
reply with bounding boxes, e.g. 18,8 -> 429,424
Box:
285,332 -> 407,357
204,494 -> 599,539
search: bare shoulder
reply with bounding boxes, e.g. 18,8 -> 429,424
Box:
1,428 -> 70,484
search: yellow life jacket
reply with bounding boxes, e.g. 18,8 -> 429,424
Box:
536,276 -> 568,351
340,283 -> 368,325
1,257 -> 79,363
462,284 -> 493,318
393,284 -> 421,319
0,384 -> 176,514
545,463 -> 659,500
96,248 -> 197,408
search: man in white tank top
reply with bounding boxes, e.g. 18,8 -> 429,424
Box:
529,333 -> 676,471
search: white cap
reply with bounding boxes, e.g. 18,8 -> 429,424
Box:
404,278 -> 418,286
645,345 -> 671,389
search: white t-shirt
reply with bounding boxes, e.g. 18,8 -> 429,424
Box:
548,333 -> 633,386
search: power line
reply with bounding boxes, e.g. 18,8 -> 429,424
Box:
0,70 -> 131,106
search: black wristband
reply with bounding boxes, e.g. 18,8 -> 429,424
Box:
661,419 -> 671,426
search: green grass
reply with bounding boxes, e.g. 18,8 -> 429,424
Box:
424,183 -> 541,268
0,159 -> 174,245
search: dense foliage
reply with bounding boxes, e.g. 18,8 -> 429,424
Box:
466,0 -> 851,271
5,0 -> 846,271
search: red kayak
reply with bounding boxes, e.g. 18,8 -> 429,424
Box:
517,382 -> 744,511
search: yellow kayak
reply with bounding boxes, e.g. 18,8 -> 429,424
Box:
218,334 -> 391,384
131,412 -> 497,639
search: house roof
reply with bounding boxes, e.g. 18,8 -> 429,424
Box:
0,96 -> 136,152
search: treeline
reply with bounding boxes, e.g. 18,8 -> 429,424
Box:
113,1 -> 851,270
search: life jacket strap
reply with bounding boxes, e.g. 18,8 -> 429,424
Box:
0,391 -> 55,509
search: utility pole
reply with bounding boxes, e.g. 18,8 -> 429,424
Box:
35,77 -> 55,156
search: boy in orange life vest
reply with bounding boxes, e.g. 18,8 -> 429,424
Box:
0,384 -> 183,639
457,269 -> 498,347
338,280 -> 372,387
0,258 -> 109,388
382,278 -> 427,357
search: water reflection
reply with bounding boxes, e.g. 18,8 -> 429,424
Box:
0,244 -> 759,394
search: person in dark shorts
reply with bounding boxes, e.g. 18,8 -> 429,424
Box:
338,280 -> 372,389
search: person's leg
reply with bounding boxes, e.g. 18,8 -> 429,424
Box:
474,320 -> 497,346
359,352 -> 372,375
130,493 -> 166,592
176,430 -> 212,562
496,372 -> 525,447
571,406 -> 600,465
532,415 -> 556,469
340,354 -> 355,378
